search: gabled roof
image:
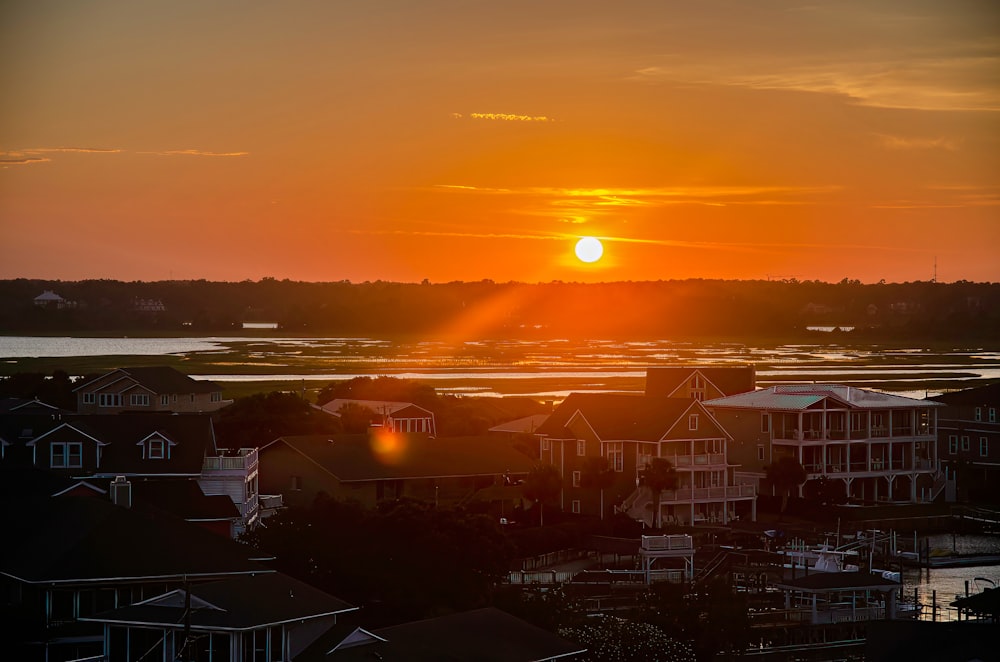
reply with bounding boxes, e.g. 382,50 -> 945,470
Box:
318,607 -> 585,661
319,399 -> 434,418
74,366 -> 221,394
645,365 -> 756,398
930,382 -> 1000,406
0,465 -> 105,499
82,573 -> 355,631
0,397 -> 66,414
535,393 -> 727,442
131,479 -> 240,521
489,414 -> 551,435
264,434 -> 534,482
704,384 -> 944,411
0,496 -> 266,584
77,413 -> 215,476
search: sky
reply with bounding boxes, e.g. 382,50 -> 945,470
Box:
2,1 -> 998,284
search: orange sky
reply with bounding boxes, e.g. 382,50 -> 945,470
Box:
2,1 -> 998,284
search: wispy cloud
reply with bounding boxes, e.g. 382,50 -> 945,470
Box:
875,134 -> 958,150
452,112 -> 554,122
140,149 -> 249,157
0,155 -> 51,166
25,147 -> 123,154
431,183 -> 841,214
871,185 -> 1000,208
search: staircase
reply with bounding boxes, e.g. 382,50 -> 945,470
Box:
693,549 -> 729,585
619,487 -> 653,527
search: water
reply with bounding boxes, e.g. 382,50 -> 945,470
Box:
899,533 -> 1000,620
2,336 -> 998,399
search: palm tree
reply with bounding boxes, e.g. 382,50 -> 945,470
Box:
580,456 -> 615,520
523,463 -> 562,527
765,455 -> 807,519
640,458 -> 678,529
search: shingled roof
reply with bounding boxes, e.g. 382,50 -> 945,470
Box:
83,572 -> 355,631
1,496 -> 264,584
535,393 -> 724,441
74,366 -> 220,394
265,434 -> 535,482
315,607 -> 585,661
705,384 -> 943,411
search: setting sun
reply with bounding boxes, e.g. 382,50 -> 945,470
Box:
574,237 -> 604,264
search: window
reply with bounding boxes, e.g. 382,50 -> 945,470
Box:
974,407 -> 982,421
690,374 -> 706,400
961,436 -> 970,451
576,439 -> 586,456
541,439 -> 550,451
148,438 -> 165,459
760,413 -> 770,434
190,394 -> 196,403
757,445 -> 765,461
130,393 -> 149,406
981,437 -> 989,457
211,392 -> 222,402
51,442 -> 83,469
607,442 -> 624,472
689,414 -> 699,431
990,408 -> 997,423
290,475 -> 303,491
172,394 -> 178,403
98,393 -> 121,407
161,395 -> 169,405
571,500 -> 581,514
82,392 -> 95,404
851,412 -> 864,431
572,471 -> 581,487
949,435 -> 958,454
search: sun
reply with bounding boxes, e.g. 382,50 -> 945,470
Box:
574,236 -> 604,263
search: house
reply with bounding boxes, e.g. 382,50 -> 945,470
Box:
534,393 -> 757,526
1,410 -> 260,536
74,366 -> 231,414
33,290 -> 74,309
0,494 -> 271,661
258,433 -> 534,509
645,365 -> 756,401
81,573 -> 357,661
704,385 -> 945,503
318,399 -> 436,436
305,607 -> 585,661
929,382 -> 1000,503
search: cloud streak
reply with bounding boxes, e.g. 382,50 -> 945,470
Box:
452,112 -> 554,122
140,149 -> 249,157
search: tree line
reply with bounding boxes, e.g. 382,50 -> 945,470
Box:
3,277 -> 998,340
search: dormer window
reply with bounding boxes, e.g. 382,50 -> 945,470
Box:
149,438 -> 165,459
51,442 -> 82,469
139,434 -> 173,460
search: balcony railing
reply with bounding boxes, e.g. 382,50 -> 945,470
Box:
658,484 -> 755,502
670,453 -> 726,467
203,447 -> 258,472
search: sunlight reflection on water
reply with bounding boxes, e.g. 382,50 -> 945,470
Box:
2,336 -> 997,398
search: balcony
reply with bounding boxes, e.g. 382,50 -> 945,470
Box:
203,447 -> 258,473
670,453 -> 726,467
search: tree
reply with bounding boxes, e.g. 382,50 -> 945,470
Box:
580,456 -> 615,520
766,455 -> 807,518
640,458 -> 678,529
522,463 -> 562,527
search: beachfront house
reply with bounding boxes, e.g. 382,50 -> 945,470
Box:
74,366 -> 230,414
258,433 -> 533,510
534,393 -> 757,526
929,382 -> 1000,503
704,385 -> 945,504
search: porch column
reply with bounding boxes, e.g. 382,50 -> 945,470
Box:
911,473 -> 917,502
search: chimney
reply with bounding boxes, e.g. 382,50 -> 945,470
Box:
110,475 -> 132,508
